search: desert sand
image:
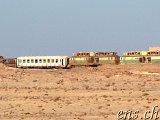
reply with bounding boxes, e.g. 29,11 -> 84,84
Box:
0,63 -> 160,120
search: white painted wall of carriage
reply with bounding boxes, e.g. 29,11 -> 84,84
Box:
17,56 -> 68,68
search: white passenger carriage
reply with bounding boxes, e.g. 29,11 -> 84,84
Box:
17,56 -> 69,68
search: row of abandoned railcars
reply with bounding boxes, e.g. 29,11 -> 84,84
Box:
1,47 -> 160,68
0,52 -> 119,68
69,52 -> 120,66
120,51 -> 160,64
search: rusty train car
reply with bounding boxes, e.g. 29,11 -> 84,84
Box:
0,56 -> 17,67
120,51 -> 160,64
2,58 -> 17,67
94,52 -> 120,64
69,52 -> 119,67
69,52 -> 99,66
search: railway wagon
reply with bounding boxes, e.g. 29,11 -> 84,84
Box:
17,56 -> 69,68
120,51 -> 160,64
3,58 -> 17,67
147,51 -> 160,64
94,52 -> 119,64
69,52 -> 99,66
120,51 -> 148,64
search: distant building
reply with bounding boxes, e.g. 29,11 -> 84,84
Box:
149,47 -> 160,51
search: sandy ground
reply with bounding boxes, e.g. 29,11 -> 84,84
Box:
0,64 -> 160,120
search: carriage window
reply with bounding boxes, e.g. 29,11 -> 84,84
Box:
35,59 -> 38,63
27,59 -> 30,63
31,59 -> 34,63
52,59 -> 54,63
23,60 -> 26,63
43,59 -> 46,63
47,59 -> 50,63
39,59 -> 42,63
56,59 -> 58,63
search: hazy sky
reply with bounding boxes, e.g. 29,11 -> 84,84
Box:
0,0 -> 160,57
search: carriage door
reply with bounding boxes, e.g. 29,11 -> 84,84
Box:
94,57 -> 99,63
56,59 -> 59,66
139,57 -> 146,63
67,58 -> 69,64
147,57 -> 151,63
88,57 -> 94,63
62,59 -> 64,66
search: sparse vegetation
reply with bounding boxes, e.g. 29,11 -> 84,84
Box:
0,64 -> 160,119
